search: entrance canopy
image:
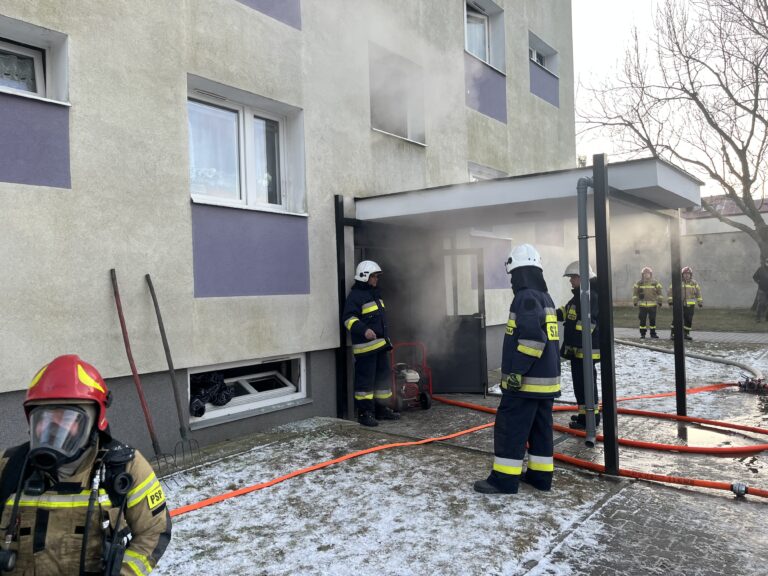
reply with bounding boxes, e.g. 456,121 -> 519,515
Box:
355,158 -> 703,228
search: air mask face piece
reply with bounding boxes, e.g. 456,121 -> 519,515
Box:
28,404 -> 95,470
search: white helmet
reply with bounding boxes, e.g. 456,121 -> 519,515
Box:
354,260 -> 382,282
505,244 -> 542,273
563,260 -> 596,278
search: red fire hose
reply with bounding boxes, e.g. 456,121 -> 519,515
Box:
169,382 -> 768,518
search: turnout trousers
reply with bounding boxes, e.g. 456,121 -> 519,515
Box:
570,358 -> 600,425
489,395 -> 555,493
638,306 -> 658,334
353,351 -> 392,415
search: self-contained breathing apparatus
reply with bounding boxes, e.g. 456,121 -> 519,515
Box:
0,439 -> 135,575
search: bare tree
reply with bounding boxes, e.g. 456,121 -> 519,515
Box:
580,0 -> 768,263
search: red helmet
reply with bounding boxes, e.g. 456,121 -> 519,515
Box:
25,355 -> 110,431
681,266 -> 692,276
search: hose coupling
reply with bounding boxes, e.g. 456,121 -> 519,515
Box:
730,482 -> 748,497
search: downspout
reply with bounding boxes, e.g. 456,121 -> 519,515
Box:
577,177 -> 597,447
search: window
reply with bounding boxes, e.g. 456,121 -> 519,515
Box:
369,43 -> 425,145
189,354 -> 307,429
468,161 -> 507,182
528,32 -> 559,76
0,39 -> 44,96
0,15 -> 68,102
465,7 -> 489,62
187,75 -> 306,214
464,1 -> 505,71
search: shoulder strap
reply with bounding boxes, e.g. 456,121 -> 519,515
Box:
0,442 -> 30,523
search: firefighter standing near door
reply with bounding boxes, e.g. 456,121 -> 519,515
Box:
0,354 -> 172,575
557,261 -> 600,430
632,266 -> 664,338
668,266 -> 703,340
474,244 -> 560,495
342,260 -> 400,427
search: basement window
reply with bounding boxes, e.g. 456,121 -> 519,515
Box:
188,354 -> 307,429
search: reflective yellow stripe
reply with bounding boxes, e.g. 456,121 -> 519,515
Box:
355,392 -> 374,400
6,490 -> 111,509
639,302 -> 658,307
527,460 -> 554,472
344,317 -> 360,331
28,364 -> 48,389
125,561 -> 144,576
362,304 -> 379,314
124,550 -> 152,576
128,479 -> 162,509
373,390 -> 392,399
78,364 -> 106,393
574,350 -> 601,360
544,314 -> 557,323
493,457 -> 523,476
506,319 -> 517,329
519,376 -> 560,394
352,339 -> 388,354
517,344 -> 543,358
127,472 -> 159,508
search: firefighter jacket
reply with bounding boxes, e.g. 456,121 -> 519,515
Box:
754,266 -> 768,292
557,279 -> 600,360
632,279 -> 664,307
501,270 -> 561,399
667,280 -> 702,307
342,281 -> 392,357
0,440 -> 172,576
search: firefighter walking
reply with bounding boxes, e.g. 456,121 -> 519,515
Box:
668,266 -> 703,340
632,266 -> 664,339
0,354 -> 172,575
474,244 -> 560,495
342,260 -> 400,427
558,261 -> 600,430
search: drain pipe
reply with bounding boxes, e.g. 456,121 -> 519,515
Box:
577,177 -> 596,447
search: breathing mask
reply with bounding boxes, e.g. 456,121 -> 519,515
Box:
27,404 -> 96,471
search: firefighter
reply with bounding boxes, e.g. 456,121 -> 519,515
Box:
342,260 -> 400,427
632,266 -> 664,338
474,244 -> 560,494
0,355 -> 172,575
557,261 -> 600,430
668,266 -> 703,340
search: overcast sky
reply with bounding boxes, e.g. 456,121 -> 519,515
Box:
571,0 -> 658,161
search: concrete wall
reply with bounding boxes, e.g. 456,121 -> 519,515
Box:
0,0 -> 576,449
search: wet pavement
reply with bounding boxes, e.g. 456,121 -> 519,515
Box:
158,339 -> 768,575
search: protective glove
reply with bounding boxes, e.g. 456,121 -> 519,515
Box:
698,303 -> 703,308
502,373 -> 522,392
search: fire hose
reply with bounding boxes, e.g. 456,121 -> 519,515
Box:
169,382 -> 768,518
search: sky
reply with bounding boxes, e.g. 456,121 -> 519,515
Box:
571,0 -> 658,162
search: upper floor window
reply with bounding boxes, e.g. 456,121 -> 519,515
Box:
0,15 -> 68,102
528,32 -> 559,76
369,43 -> 425,145
464,1 -> 505,72
0,40 -> 45,96
187,76 -> 306,214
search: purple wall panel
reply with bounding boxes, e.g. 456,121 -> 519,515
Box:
464,53 -> 507,123
0,92 -> 70,188
529,61 -> 560,107
236,0 -> 302,29
192,203 -> 310,297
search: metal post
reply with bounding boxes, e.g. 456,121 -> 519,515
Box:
576,177 -> 596,447
592,154 -> 619,475
670,210 -> 687,415
334,195 -> 350,419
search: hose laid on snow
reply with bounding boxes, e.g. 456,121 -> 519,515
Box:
432,394 -> 768,499
615,337 -> 764,380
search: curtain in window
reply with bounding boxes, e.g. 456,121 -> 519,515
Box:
253,117 -> 281,205
187,100 -> 241,201
466,14 -> 488,62
0,50 -> 37,92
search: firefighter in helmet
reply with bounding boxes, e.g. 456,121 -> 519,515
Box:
668,266 -> 703,340
632,266 -> 664,338
0,355 -> 172,575
557,260 -> 600,430
342,261 -> 400,427
474,244 -> 560,494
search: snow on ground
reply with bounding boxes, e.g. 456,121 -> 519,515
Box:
155,343 -> 768,575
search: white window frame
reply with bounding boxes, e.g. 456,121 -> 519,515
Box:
465,7 -> 490,63
0,39 -> 45,97
528,32 -> 560,77
188,91 -> 289,212
188,354 -> 308,430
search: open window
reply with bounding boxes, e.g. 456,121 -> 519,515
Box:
188,354 -> 307,429
464,1 -> 505,72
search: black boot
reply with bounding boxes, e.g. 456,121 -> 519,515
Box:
640,330 -> 646,339
650,330 -> 659,339
684,334 -> 692,341
375,406 -> 401,420
358,412 -> 379,427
